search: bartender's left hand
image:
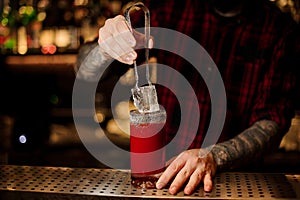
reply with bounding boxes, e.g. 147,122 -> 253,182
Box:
156,149 -> 217,195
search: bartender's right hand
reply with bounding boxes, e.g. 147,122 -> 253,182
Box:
98,15 -> 153,65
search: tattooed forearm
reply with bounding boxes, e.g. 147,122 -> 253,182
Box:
76,44 -> 113,82
209,120 -> 279,171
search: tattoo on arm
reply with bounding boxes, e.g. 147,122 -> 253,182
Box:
209,120 -> 279,171
76,44 -> 113,82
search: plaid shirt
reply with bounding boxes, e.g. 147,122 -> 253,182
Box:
131,0 -> 299,150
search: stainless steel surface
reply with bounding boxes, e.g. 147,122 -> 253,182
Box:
0,165 -> 299,199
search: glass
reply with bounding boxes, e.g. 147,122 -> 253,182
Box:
130,107 -> 166,189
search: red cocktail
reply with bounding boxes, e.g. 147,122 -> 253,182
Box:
130,108 -> 166,189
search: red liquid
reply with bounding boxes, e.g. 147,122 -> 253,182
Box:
130,122 -> 166,189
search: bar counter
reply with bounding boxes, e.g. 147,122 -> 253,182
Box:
0,165 -> 299,200
5,54 -> 77,69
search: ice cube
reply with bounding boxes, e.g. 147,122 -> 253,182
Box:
131,85 -> 159,113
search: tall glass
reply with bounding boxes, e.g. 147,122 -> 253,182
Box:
130,107 -> 166,189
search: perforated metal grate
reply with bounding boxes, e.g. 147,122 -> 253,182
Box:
0,165 -> 299,199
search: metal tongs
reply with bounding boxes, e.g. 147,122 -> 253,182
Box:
124,2 -> 159,113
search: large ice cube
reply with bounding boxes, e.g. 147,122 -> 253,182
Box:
131,85 -> 159,113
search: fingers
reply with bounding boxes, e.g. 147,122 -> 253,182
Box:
99,32 -> 136,64
203,172 -> 213,192
184,171 -> 213,194
98,15 -> 153,65
157,154 -> 197,195
133,30 -> 154,49
98,15 -> 136,64
156,149 -> 216,195
169,164 -> 195,195
156,156 -> 185,190
184,169 -> 203,195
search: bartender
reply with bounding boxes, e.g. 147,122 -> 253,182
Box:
76,0 -> 300,195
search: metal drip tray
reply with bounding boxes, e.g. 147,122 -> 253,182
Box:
0,165 -> 299,199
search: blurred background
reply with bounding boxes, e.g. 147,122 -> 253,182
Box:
0,0 -> 299,172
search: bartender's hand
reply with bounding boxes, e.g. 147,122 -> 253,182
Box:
156,149 -> 217,195
98,15 -> 153,65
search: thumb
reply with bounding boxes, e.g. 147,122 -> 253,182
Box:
133,30 -> 154,49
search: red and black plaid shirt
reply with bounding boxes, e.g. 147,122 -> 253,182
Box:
132,0 -> 299,151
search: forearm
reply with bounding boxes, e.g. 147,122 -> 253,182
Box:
76,44 -> 113,82
209,120 -> 280,171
